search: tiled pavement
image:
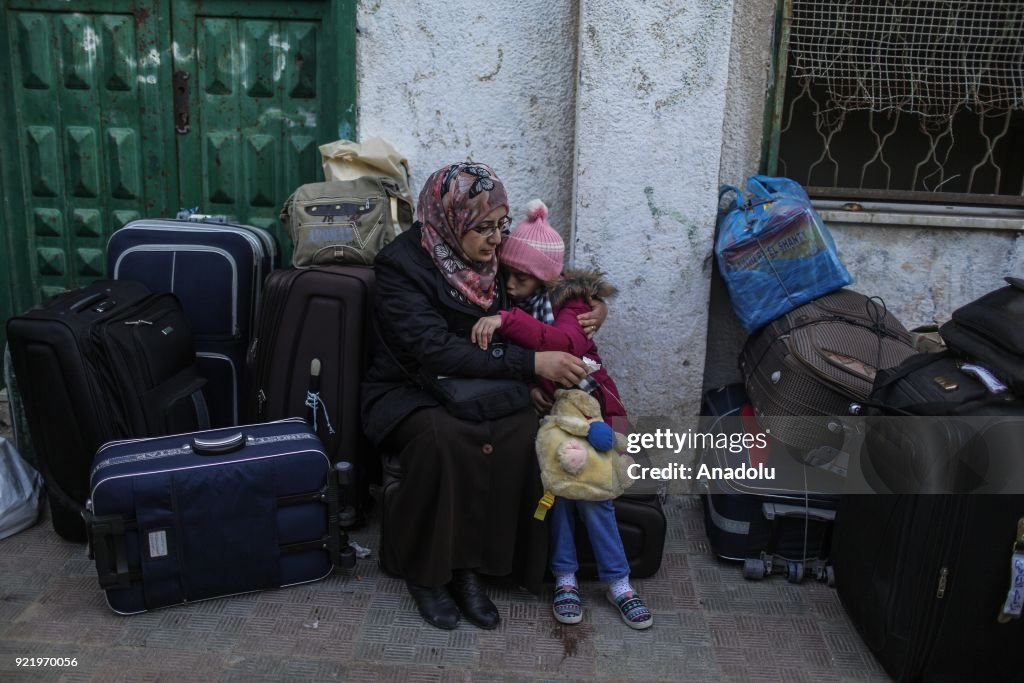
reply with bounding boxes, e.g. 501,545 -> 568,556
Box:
0,393 -> 889,682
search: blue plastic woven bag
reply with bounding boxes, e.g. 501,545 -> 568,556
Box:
716,176 -> 853,332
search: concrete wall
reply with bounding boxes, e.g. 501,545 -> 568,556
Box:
823,210 -> 1024,325
355,0 -> 579,240
357,0 -> 736,421
573,0 -> 736,420
355,0 -> 1024,424
704,0 -> 776,392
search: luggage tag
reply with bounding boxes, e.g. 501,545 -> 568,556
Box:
998,517 -> 1024,623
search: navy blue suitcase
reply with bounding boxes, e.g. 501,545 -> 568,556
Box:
700,384 -> 842,584
86,419 -> 344,614
107,216 -> 278,427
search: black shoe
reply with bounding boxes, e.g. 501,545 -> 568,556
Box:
406,581 -> 460,630
447,569 -> 500,629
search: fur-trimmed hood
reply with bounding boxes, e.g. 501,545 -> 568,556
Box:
549,268 -> 619,310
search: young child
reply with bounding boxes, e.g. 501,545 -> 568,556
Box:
470,200 -> 653,630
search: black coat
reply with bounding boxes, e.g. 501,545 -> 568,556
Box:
361,225 -> 536,446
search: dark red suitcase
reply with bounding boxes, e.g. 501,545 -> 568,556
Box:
245,266 -> 377,521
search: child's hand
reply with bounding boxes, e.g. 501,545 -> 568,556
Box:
577,297 -> 608,339
530,387 -> 554,415
471,315 -> 503,350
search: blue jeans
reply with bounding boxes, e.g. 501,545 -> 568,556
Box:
549,498 -> 630,584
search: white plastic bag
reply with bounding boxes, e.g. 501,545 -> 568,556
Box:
0,437 -> 42,540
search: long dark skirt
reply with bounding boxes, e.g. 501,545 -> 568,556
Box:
381,406 -> 546,589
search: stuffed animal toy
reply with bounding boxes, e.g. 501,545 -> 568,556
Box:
534,389 -> 635,520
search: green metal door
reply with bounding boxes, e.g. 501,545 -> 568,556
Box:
0,0 -> 354,357
1,0 -> 176,312
171,0 -> 354,263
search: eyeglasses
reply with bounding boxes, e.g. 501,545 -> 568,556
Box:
469,216 -> 511,238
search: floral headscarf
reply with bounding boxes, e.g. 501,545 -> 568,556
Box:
418,162 -> 509,309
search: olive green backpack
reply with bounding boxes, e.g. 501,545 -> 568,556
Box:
281,138 -> 414,267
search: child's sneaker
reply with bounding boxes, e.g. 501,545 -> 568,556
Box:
553,585 -> 583,624
607,590 -> 653,630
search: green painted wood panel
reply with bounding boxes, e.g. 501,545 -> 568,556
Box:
172,0 -> 355,264
0,0 -> 355,357
1,0 -> 175,314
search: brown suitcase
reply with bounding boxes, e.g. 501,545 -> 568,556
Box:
245,266 -> 377,522
740,289 -> 917,451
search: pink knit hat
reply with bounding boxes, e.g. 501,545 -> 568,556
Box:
499,200 -> 565,282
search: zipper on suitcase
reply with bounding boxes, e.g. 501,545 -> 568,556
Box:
906,498 -> 965,677
251,270 -> 300,418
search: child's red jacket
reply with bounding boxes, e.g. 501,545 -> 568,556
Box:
499,269 -> 626,421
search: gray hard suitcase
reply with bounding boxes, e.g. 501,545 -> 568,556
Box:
740,289 -> 917,453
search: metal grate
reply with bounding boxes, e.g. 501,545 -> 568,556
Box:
770,0 -> 1024,203
788,0 -> 1024,119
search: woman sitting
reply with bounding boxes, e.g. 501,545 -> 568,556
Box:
362,162 -> 599,630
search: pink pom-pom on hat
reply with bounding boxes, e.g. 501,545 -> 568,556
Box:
500,199 -> 565,282
526,198 -> 548,222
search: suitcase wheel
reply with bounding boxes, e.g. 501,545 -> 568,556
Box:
742,558 -> 767,580
813,563 -> 835,586
785,561 -> 805,584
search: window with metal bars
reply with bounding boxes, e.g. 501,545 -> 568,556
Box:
763,0 -> 1024,206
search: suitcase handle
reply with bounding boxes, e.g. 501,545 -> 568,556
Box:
69,292 -> 107,312
191,432 -> 246,455
762,502 -> 836,523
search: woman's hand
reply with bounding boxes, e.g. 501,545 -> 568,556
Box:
470,315 -> 502,349
530,386 -> 554,415
577,297 -> 608,339
534,351 -> 588,387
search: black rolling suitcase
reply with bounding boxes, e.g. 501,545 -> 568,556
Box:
6,281 -> 208,541
575,494 -> 666,579
699,384 -> 842,584
86,419 -> 353,614
246,266 -> 376,521
833,495 -> 1024,682
861,351 -> 1024,494
108,215 -> 278,427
